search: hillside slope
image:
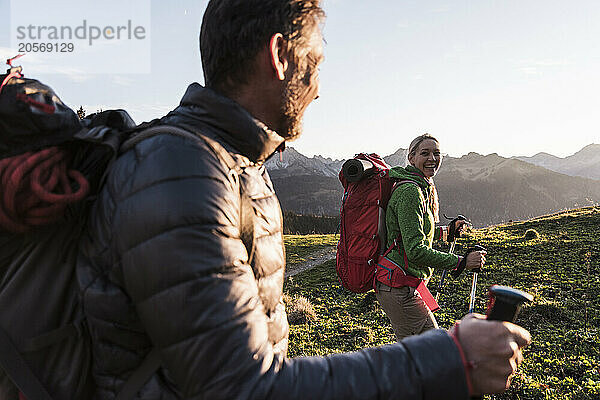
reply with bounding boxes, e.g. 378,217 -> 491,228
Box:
284,207 -> 600,399
515,143 -> 600,181
436,153 -> 600,226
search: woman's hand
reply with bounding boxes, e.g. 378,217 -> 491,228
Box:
448,215 -> 470,242
465,250 -> 486,270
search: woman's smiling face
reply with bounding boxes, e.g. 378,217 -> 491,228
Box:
408,138 -> 442,178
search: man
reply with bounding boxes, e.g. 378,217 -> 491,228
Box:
78,0 -> 530,398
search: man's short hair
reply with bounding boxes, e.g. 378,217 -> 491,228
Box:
200,0 -> 324,95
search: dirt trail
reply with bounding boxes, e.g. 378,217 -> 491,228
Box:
284,245 -> 336,278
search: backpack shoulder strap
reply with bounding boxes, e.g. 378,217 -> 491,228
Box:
115,348 -> 161,400
382,179 -> 427,263
392,179 -> 428,210
0,325 -> 53,400
0,311 -> 159,400
391,179 -> 419,192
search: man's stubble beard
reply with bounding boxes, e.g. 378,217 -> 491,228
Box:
279,66 -> 313,141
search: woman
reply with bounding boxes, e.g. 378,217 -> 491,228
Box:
375,133 -> 486,340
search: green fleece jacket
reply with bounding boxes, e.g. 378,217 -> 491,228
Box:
385,165 -> 460,279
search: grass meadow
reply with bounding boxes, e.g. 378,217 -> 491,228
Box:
283,207 -> 600,399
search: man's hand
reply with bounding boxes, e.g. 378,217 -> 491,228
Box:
452,314 -> 531,395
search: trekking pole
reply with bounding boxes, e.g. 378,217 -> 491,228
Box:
470,285 -> 533,400
434,240 -> 455,302
435,214 -> 468,302
468,268 -> 479,313
467,244 -> 485,314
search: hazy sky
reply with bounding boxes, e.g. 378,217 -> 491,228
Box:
1,0 -> 599,159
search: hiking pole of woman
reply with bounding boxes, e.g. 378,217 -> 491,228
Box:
450,244 -> 486,313
468,267 -> 480,313
435,214 -> 468,303
435,240 -> 455,302
467,245 -> 485,313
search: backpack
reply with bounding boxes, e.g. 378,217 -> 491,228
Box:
0,59 -> 157,399
335,153 -> 394,293
336,153 -> 441,312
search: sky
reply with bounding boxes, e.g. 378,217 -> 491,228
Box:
1,0 -> 599,160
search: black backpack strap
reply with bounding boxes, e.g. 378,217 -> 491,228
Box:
0,320 -> 86,399
16,319 -> 86,353
0,325 -> 53,400
0,318 -> 163,400
115,348 -> 161,400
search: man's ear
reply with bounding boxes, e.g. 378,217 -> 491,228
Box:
269,33 -> 288,81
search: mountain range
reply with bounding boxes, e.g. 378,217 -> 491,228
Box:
514,144 -> 600,180
266,144 -> 600,227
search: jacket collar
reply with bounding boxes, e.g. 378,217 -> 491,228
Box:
171,83 -> 285,164
389,165 -> 431,190
405,165 -> 427,181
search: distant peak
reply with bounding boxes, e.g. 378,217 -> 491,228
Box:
284,146 -> 301,155
390,147 -> 408,155
569,143 -> 600,159
579,143 -> 600,151
463,151 -> 483,158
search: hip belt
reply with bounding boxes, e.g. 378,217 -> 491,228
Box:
375,256 -> 440,312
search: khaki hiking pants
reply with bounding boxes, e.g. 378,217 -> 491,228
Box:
375,281 -> 438,341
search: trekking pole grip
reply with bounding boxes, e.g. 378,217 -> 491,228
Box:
485,285 -> 533,322
447,214 -> 468,242
451,245 -> 485,278
470,286 -> 533,400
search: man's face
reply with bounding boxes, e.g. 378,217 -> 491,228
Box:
279,27 -> 324,140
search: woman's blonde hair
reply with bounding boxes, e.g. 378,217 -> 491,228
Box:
407,133 -> 440,223
408,133 -> 439,158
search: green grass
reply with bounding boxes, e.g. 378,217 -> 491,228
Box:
283,206 -> 600,399
284,234 -> 338,266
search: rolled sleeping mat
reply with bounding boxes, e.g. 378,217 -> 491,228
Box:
341,158 -> 375,182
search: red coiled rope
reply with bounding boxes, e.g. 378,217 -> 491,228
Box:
0,147 -> 89,233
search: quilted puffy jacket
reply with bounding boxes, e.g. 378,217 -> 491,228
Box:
77,83 -> 470,399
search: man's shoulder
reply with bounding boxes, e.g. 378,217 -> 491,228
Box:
125,125 -> 214,156
106,126 -> 238,198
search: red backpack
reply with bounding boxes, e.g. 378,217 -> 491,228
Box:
336,153 -> 394,293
